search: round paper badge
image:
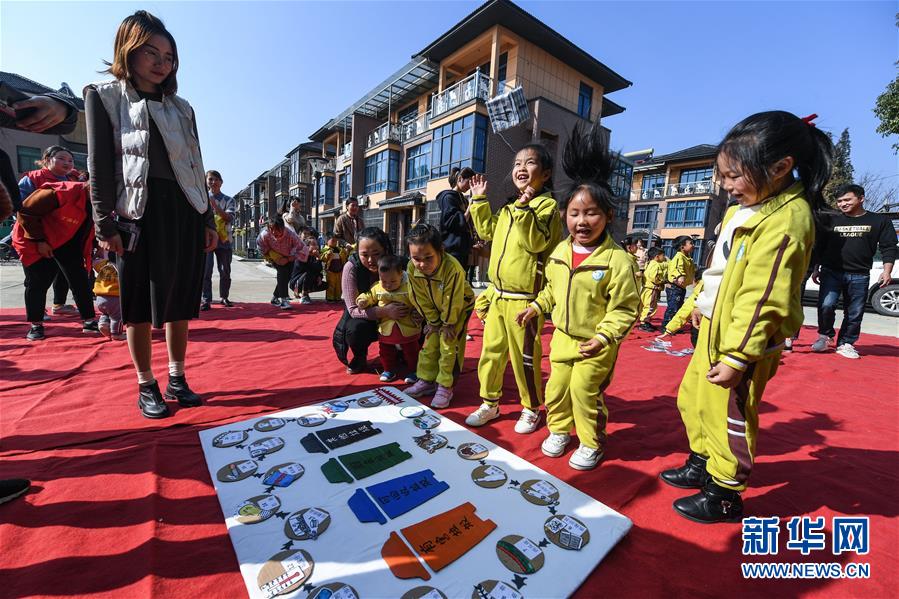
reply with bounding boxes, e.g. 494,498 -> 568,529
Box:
212,430 -> 248,448
592,269 -> 605,281
257,549 -> 314,597
357,395 -> 383,408
216,459 -> 258,483
262,462 -> 305,489
296,412 -> 328,427
470,464 -> 508,489
284,507 -> 331,540
457,442 -> 489,460
309,582 -> 359,599
412,431 -> 448,454
235,494 -> 281,524
519,479 -> 560,506
543,514 -> 591,551
400,406 -> 425,418
323,400 -> 349,413
412,414 -> 441,430
247,436 -> 285,459
402,586 -> 448,599
495,534 -> 546,574
472,580 -> 523,599
254,417 -> 286,432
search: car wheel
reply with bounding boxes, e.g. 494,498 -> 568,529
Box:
871,284 -> 899,317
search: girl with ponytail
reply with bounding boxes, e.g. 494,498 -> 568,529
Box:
516,120 -> 640,471
660,111 -> 834,523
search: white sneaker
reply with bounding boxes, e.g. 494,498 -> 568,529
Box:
465,403 -> 500,427
835,343 -> 860,359
541,432 -> 571,457
569,443 -> 603,470
810,334 -> 832,352
783,337 -> 793,352
514,408 -> 542,434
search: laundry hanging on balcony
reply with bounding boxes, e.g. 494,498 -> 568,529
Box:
486,85 -> 529,133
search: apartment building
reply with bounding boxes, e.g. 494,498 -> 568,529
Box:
308,0 -> 631,251
626,144 -> 728,264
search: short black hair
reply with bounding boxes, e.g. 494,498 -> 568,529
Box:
621,236 -> 635,246
378,254 -> 405,274
268,214 -> 285,229
407,223 -> 443,252
674,235 -> 693,249
835,183 -> 865,199
647,247 -> 663,259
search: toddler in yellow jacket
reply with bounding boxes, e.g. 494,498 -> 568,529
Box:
636,247 -> 667,331
92,250 -> 125,340
321,234 -> 347,302
518,122 -> 640,471
404,224 -> 474,409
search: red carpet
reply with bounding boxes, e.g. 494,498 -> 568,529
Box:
1,303 -> 896,598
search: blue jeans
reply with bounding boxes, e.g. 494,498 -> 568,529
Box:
662,284 -> 687,328
202,243 -> 233,302
817,267 -> 869,346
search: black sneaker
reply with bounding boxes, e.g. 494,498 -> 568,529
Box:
0,478 -> 31,504
221,298 -> 234,307
673,480 -> 744,524
271,297 -> 280,306
660,452 -> 711,489
165,375 -> 202,407
200,300 -> 212,311
280,298 -> 292,310
638,322 -> 657,332
138,381 -> 170,419
82,320 -> 101,334
26,324 -> 45,341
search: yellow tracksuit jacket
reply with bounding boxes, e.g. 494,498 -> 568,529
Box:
356,274 -> 421,339
678,182 -> 814,491
667,251 -> 696,286
639,258 -> 666,322
321,246 -> 347,301
469,191 -> 562,408
408,253 -> 475,388
531,234 -> 640,450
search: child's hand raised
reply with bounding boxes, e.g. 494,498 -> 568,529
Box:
515,306 -> 537,326
516,185 -> 538,206
470,173 -> 488,196
578,337 -> 605,357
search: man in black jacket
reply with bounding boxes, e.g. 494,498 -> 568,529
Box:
811,183 -> 897,359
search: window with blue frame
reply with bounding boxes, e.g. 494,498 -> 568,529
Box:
406,142 -> 430,190
430,113 -> 487,179
364,149 -> 400,194
577,82 -> 593,119
338,167 -> 351,200
679,166 -> 714,184
632,205 -> 658,230
640,173 -> 666,198
497,52 -> 508,91
664,200 -> 708,228
317,175 -> 335,205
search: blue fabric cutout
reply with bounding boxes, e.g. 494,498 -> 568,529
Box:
368,469 -> 450,519
347,489 -> 387,525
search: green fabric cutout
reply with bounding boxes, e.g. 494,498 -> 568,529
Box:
338,442 -> 412,480
321,458 -> 353,484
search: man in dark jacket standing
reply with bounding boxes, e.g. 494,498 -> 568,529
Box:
438,166 -> 474,267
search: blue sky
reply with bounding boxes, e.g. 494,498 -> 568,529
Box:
2,1 -> 896,196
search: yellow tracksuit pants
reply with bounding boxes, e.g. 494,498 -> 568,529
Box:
326,272 -> 342,301
544,329 -> 619,451
478,297 -> 543,409
416,311 -> 472,388
639,285 -> 661,322
677,318 -> 780,491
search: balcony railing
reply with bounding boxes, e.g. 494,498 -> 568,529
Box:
431,70 -> 493,120
400,113 -> 430,141
366,122 -> 402,149
631,180 -> 718,202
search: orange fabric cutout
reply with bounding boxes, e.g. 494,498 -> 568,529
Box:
399,502 -> 496,573
382,531 -> 431,580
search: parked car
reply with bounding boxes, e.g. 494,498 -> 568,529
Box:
804,261 -> 898,317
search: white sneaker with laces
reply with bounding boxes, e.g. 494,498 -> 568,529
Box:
811,334 -> 832,352
541,432 -> 571,457
465,403 -> 500,427
514,408 -> 542,434
835,343 -> 860,359
569,444 -> 603,470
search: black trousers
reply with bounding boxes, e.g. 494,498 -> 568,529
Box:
273,262 -> 293,299
52,273 -> 69,305
333,310 -> 379,370
23,231 -> 95,323
290,259 -> 323,295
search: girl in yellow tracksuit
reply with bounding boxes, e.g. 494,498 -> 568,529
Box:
518,122 -> 640,471
404,224 -> 474,409
637,247 -> 667,331
320,235 -> 347,301
662,111 -> 833,523
465,145 -> 562,433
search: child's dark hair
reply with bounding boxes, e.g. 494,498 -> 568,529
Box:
835,183 -> 865,199
621,235 -> 635,246
718,111 -> 834,222
449,166 -> 475,188
268,214 -> 285,229
559,121 -> 615,216
647,247 -> 663,259
327,231 -> 339,240
517,142 -> 554,191
407,223 -> 444,252
378,254 -> 404,274
357,226 -> 394,256
674,235 -> 692,250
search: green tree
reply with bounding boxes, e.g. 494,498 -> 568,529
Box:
825,128 -> 855,204
873,13 -> 899,153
